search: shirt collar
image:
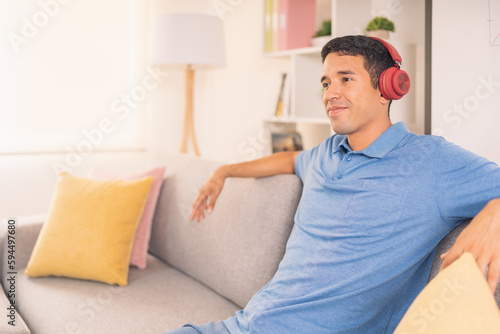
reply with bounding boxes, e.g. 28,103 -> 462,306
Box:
331,122 -> 410,158
332,136 -> 351,154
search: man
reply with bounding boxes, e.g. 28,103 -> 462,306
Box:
168,35 -> 500,333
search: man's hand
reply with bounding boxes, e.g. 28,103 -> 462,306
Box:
190,166 -> 229,223
440,198 -> 500,294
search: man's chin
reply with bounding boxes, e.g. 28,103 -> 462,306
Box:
330,122 -> 352,135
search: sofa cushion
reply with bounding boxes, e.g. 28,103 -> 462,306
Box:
17,254 -> 239,333
88,165 -> 166,269
149,154 -> 303,308
395,252 -> 500,333
24,172 -> 153,286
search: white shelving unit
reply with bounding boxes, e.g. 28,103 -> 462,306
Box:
262,0 -> 425,153
263,45 -> 331,152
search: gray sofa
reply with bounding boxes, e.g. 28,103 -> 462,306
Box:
0,153 -> 498,333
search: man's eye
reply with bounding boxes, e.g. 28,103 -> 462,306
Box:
342,77 -> 352,83
322,82 -> 330,89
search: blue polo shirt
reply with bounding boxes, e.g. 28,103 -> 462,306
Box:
224,122 -> 500,334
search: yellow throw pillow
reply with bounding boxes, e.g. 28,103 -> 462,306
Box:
25,172 -> 153,286
394,252 -> 500,334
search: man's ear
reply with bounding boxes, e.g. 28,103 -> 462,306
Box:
379,93 -> 390,106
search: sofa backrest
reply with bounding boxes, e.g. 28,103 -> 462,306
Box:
149,154 -> 303,308
429,219 -> 500,307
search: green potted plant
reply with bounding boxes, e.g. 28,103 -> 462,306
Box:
311,19 -> 332,47
365,16 -> 395,39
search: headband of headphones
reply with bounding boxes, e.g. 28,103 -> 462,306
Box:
370,36 -> 402,63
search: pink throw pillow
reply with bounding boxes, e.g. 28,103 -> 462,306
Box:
88,166 -> 165,269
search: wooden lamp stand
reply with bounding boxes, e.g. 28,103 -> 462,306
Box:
179,66 -> 201,156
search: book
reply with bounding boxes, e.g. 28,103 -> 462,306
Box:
272,0 -> 280,52
278,0 -> 316,51
275,73 -> 287,117
264,0 -> 273,53
281,73 -> 291,117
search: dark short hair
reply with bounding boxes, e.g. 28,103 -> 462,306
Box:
321,35 -> 397,91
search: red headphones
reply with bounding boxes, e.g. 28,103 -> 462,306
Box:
370,37 -> 410,100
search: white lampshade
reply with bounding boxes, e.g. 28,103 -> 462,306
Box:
150,13 -> 226,68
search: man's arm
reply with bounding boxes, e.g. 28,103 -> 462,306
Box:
440,198 -> 500,294
190,151 -> 301,222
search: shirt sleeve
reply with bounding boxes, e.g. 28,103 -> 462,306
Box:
295,135 -> 336,181
435,138 -> 500,225
294,148 -> 313,181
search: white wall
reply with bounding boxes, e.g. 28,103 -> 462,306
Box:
432,0 -> 500,164
0,0 -> 291,218
0,0 -> 155,218
0,151 -> 152,218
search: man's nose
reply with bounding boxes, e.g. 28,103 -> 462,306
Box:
323,83 -> 340,101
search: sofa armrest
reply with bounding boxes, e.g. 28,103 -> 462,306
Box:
0,217 -> 43,279
0,288 -> 30,333
429,219 -> 500,307
428,219 -> 471,281
0,216 -> 43,334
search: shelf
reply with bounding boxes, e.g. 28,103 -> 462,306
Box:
264,46 -> 323,58
262,118 -> 334,155
264,117 -> 330,125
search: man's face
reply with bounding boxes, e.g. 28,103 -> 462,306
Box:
321,53 -> 389,138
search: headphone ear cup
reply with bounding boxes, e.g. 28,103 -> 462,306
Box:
392,69 -> 410,97
379,67 -> 398,100
379,66 -> 410,100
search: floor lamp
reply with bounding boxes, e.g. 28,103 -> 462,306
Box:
150,13 -> 226,156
